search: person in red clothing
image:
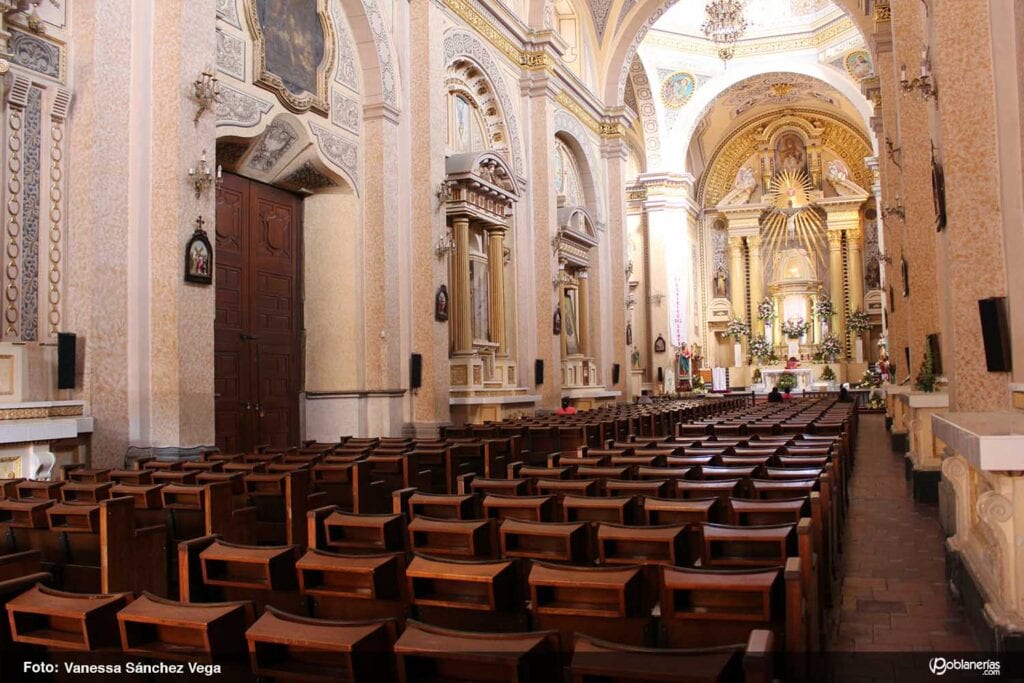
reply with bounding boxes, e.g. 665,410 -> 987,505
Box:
555,397 -> 577,415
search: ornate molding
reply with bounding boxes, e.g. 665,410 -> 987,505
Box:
215,84 -> 273,128
977,491 -> 1014,524
873,1 -> 891,24
309,123 -> 359,188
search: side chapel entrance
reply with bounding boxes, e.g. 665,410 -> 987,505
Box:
213,173 -> 303,453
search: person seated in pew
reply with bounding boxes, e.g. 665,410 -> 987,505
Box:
767,387 -> 783,403
637,390 -> 653,406
838,385 -> 853,402
555,397 -> 577,416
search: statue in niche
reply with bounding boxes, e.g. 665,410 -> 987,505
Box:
825,159 -> 867,197
718,166 -> 757,206
865,256 -> 881,289
713,267 -> 728,299
775,133 -> 807,176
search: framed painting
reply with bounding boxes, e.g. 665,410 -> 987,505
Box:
654,334 -> 667,353
435,285 -> 449,322
661,72 -> 696,110
185,220 -> 213,285
246,0 -> 334,116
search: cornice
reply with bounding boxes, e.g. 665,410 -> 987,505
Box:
644,15 -> 860,59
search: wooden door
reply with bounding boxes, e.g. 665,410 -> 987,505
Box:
214,174 -> 302,453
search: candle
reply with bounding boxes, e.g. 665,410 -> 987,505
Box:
900,64 -> 907,81
920,60 -> 927,78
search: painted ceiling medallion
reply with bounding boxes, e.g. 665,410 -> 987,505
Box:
661,71 -> 696,109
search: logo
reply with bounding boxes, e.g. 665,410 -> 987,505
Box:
929,657 -> 1001,676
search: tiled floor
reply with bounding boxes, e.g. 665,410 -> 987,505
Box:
828,413 -> 977,653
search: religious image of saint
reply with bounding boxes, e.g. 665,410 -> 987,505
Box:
632,347 -> 641,369
190,243 -> 209,277
714,268 -> 728,298
777,134 -> 806,175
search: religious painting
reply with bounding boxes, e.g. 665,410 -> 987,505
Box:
844,50 -> 874,81
553,305 -> 562,335
775,133 -> 808,177
713,267 -> 728,299
931,143 -> 947,231
660,72 -> 696,110
247,0 -> 333,116
469,260 -> 489,341
563,289 -> 580,356
184,220 -> 213,285
654,334 -> 667,353
626,323 -> 632,346
435,285 -> 449,322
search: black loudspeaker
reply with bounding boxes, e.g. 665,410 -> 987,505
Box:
979,298 -> 1012,372
657,367 -> 664,383
57,333 -> 76,390
534,359 -> 544,385
612,363 -> 620,384
410,353 -> 422,389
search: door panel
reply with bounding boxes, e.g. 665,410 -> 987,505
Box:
215,173 -> 301,453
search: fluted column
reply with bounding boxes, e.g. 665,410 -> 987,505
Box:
828,230 -> 847,347
486,224 -> 507,357
747,235 -> 764,335
728,237 -> 746,320
451,217 -> 472,354
847,227 -> 865,314
578,269 -> 590,357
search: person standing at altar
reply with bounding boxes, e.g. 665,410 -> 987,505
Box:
786,356 -> 800,369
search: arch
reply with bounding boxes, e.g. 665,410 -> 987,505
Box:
446,150 -> 521,199
443,29 -> 526,178
335,0 -> 400,111
627,54 -> 663,169
666,62 -> 874,176
601,0 -> 873,106
553,111 -> 606,226
446,57 -> 516,165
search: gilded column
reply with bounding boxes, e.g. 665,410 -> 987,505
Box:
773,294 -> 783,347
828,230 -> 847,346
747,235 -> 764,335
578,269 -> 590,357
847,228 -> 865,314
486,225 -> 507,357
728,237 -> 746,321
451,217 -> 472,354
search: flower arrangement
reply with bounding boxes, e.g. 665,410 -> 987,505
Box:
748,334 -> 773,361
751,368 -> 763,384
814,297 -> 836,319
820,365 -> 836,382
756,297 -> 776,323
867,394 -> 885,409
776,372 -> 798,393
915,347 -> 936,392
857,368 -> 881,388
819,334 -> 843,361
691,373 -> 706,392
781,317 -> 809,339
724,318 -> 751,341
847,309 -> 870,336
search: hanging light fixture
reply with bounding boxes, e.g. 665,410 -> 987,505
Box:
701,0 -> 749,67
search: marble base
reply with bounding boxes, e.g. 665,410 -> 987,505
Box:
303,390 -> 406,441
947,545 -> 1024,652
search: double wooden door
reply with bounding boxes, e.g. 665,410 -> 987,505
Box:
214,173 -> 302,453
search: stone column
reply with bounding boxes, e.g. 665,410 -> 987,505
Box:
728,237 -> 746,321
578,269 -> 590,357
828,230 -> 847,346
486,224 -> 507,357
773,294 -> 783,348
847,228 -> 865,314
451,217 -> 472,355
747,235 -> 764,335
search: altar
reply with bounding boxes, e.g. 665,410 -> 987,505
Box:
761,367 -> 814,390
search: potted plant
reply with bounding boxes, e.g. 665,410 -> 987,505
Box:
915,347 -> 936,392
756,298 -> 776,337
819,334 -> 842,363
776,371 -> 798,395
820,365 -> 836,383
847,309 -> 870,362
748,335 -> 773,365
780,317 -> 809,359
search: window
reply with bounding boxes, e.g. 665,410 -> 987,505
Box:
554,139 -> 584,208
449,94 -> 486,153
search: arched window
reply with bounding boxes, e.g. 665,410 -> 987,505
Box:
448,93 -> 486,153
554,0 -> 582,77
554,139 -> 584,208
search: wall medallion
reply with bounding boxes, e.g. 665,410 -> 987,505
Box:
245,0 -> 334,116
185,217 -> 213,285
660,71 -> 696,110
843,50 -> 874,81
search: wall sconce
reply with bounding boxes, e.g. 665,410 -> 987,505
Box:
435,229 -> 456,258
625,294 -> 637,311
625,259 -> 634,279
882,194 -> 905,222
435,180 -> 454,210
900,47 -> 937,102
649,292 -> 665,306
192,71 -> 221,124
188,149 -> 221,199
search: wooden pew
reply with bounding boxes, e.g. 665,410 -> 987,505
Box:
297,548 -> 408,622
528,561 -> 655,647
117,591 -> 254,663
309,506 -> 407,555
563,495 -> 640,525
246,606 -> 397,682
570,631 -> 773,683
597,522 -> 689,567
499,519 -> 592,565
244,470 -> 312,546
161,481 -> 257,545
6,583 -> 132,651
0,549 -> 51,648
406,554 -> 527,631
398,491 -> 479,521
407,516 -> 497,560
482,494 -> 556,523
394,619 -> 562,683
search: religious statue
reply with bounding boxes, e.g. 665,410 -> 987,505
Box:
677,343 -> 691,378
825,159 -> 867,197
713,268 -> 728,298
776,133 -> 807,175
631,346 -> 641,369
718,166 -> 757,206
865,256 -> 881,289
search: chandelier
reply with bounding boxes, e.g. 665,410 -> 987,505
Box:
701,0 -> 749,66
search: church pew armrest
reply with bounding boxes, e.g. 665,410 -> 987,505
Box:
784,556 -> 806,652
456,473 -> 475,495
392,488 -> 416,517
0,550 -> 42,581
509,462 -> 525,478
177,534 -> 220,603
744,629 -> 774,683
307,505 -> 339,550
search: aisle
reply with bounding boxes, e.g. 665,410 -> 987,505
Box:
829,413 -> 977,653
